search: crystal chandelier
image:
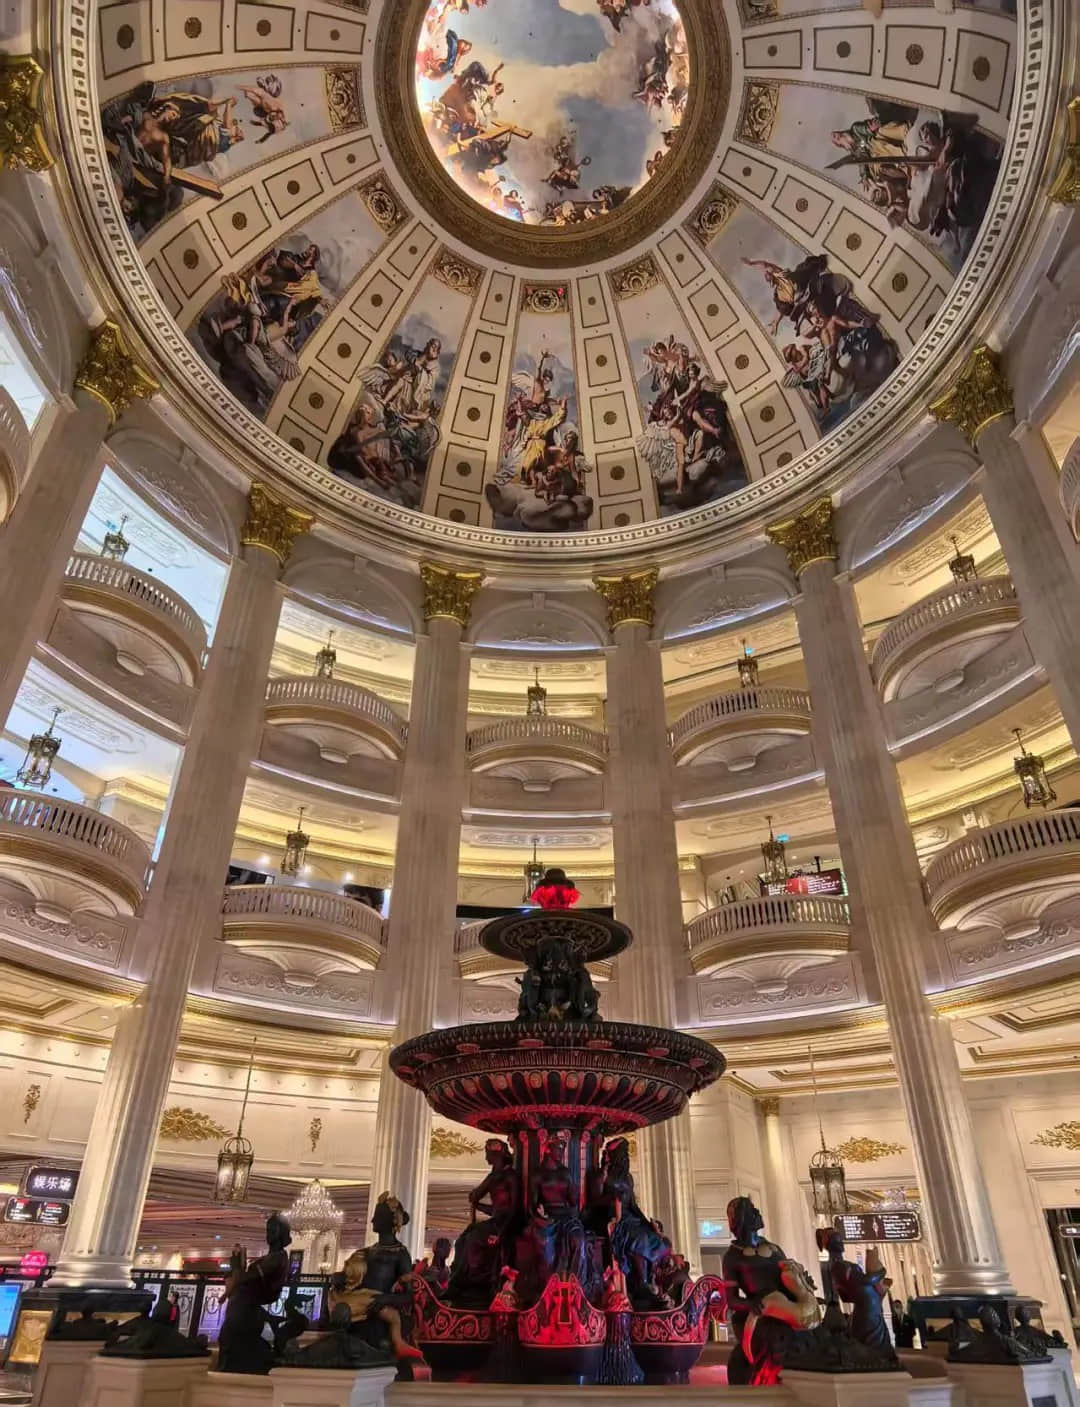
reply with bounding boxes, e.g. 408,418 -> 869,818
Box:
947,535 -> 977,584
523,837 -> 545,903
526,668 -> 547,718
16,708 -> 62,789
760,815 -> 788,885
314,632 -> 336,679
215,1040 -> 256,1203
736,640 -> 759,689
101,515 -> 130,561
1012,728 -> 1057,809
285,1179 -> 344,1236
807,1046 -> 848,1217
281,807 -> 310,876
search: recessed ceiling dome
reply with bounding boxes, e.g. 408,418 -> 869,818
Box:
55,0 -> 1059,554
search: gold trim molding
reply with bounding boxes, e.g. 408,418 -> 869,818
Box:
0,54 -> 54,172
74,320 -> 158,425
241,481 -> 314,566
593,568 -> 658,631
1049,96 -> 1080,204
766,496 -> 837,579
158,1106 -> 229,1142
420,561 -> 484,628
928,344 -> 1014,446
834,1135 -> 905,1164
1033,1120 -> 1080,1151
430,1125 -> 482,1158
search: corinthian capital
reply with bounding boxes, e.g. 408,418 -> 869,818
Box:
419,561 -> 484,628
241,482 -> 314,566
0,55 -> 54,172
766,496 -> 837,579
592,567 -> 658,632
74,320 -> 159,425
928,344 -> 1014,446
1049,97 -> 1080,205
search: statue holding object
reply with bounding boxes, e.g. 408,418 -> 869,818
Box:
817,1226 -> 897,1363
587,1136 -> 669,1307
447,1138 -> 520,1306
217,1213 -> 292,1374
331,1193 -> 423,1370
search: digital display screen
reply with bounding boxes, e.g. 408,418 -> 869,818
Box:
0,1283 -> 21,1339
3,1197 -> 70,1227
833,1211 -> 921,1243
763,869 -> 845,897
24,1167 -> 78,1200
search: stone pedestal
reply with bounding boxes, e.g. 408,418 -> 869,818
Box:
31,1338 -> 102,1407
783,1370 -> 914,1407
268,1365 -> 398,1407
186,1370 -> 274,1407
384,1386 -> 794,1406
82,1354 -> 209,1407
947,1359 -> 1078,1406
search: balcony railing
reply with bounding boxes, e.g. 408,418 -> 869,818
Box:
264,676 -> 408,751
454,918 -> 490,955
466,717 -> 608,768
669,687 -> 813,759
871,577 -> 1018,687
63,552 -> 208,664
925,812 -> 1080,897
222,883 -> 387,946
685,894 -> 850,974
0,790 -> 151,901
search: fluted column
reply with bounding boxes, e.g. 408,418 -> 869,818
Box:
50,485 -> 311,1289
594,568 -> 701,1272
930,344 -> 1080,749
767,498 -> 1013,1298
369,562 -> 481,1256
0,320 -> 157,727
759,1098 -> 816,1280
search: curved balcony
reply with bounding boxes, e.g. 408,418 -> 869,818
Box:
62,553 -> 207,684
465,717 -> 608,782
0,385 -> 30,523
685,895 -> 850,976
669,688 -> 813,769
925,812 -> 1080,938
222,882 -> 386,984
871,577 -> 1020,702
0,790 -> 150,919
264,676 -> 407,765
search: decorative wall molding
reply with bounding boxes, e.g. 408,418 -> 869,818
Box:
213,951 -> 375,1017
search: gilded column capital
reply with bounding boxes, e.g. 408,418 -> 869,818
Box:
765,496 -> 837,579
0,54 -> 55,172
241,481 -> 314,566
74,320 -> 159,425
928,344 -> 1014,446
419,561 -> 484,628
1049,96 -> 1080,205
592,567 -> 658,631
757,1096 -> 781,1117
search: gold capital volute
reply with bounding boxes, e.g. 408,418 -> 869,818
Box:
928,344 -> 1014,446
241,481 -> 314,566
74,320 -> 159,425
592,567 -> 658,632
419,561 -> 484,628
0,54 -> 55,172
766,496 -> 837,580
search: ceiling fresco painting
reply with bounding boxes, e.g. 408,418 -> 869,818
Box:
415,0 -> 689,227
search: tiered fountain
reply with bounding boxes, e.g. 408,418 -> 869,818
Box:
389,871 -> 727,1384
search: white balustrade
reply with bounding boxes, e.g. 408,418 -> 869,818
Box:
465,716 -> 607,759
453,918 -> 490,954
685,894 -> 851,953
0,790 -> 151,895
871,576 -> 1018,680
222,882 -> 387,946
924,811 -> 1080,897
669,687 -> 812,754
265,676 -> 408,749
64,552 -> 207,658
1060,438 -> 1080,535
0,384 -> 31,482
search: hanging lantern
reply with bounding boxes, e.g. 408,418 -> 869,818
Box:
314,632 -> 337,679
16,708 -> 62,789
526,668 -> 548,719
807,1046 -> 848,1217
281,807 -> 310,876
215,1040 -> 257,1203
523,837 -> 545,903
947,535 -> 977,584
1012,728 -> 1057,809
736,640 -> 759,689
760,815 -> 788,886
285,1178 -> 344,1236
101,515 -> 130,561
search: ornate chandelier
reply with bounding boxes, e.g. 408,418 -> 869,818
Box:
214,1040 -> 256,1203
281,807 -> 310,876
526,668 -> 547,718
523,837 -> 545,903
101,515 -> 130,561
735,640 -> 759,689
285,1178 -> 344,1236
760,815 -> 788,886
1012,728 -> 1057,809
314,631 -> 336,679
808,1046 -> 848,1218
946,535 -> 977,584
16,708 -> 62,789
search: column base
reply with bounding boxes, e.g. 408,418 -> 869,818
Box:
11,1288 -> 150,1370
910,1294 -> 1043,1353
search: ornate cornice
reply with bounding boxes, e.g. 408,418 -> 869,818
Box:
766,497 -> 837,579
73,320 -> 158,425
1049,96 -> 1080,204
593,568 -> 659,631
0,54 -> 54,171
928,344 -> 1015,446
241,482 -> 314,566
420,561 -> 484,628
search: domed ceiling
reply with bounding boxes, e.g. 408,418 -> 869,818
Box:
76,0 -> 1036,543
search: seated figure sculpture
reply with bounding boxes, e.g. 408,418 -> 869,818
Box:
588,1136 -> 669,1307
817,1226 -> 897,1363
331,1192 -> 423,1365
218,1212 -> 292,1374
447,1138 -> 520,1306
520,1129 -> 588,1301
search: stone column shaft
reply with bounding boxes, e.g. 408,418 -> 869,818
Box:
760,1101 -> 816,1279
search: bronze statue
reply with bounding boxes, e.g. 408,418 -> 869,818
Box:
447,1138 -> 519,1305
331,1192 -> 422,1366
102,1300 -> 208,1359
522,1130 -> 587,1297
1014,1305 -> 1068,1355
516,932 -> 599,1022
420,1237 -> 452,1293
589,1137 -> 668,1306
218,1212 -> 292,1374
284,1303 -> 394,1369
723,1196 -> 819,1385
817,1227 -> 896,1362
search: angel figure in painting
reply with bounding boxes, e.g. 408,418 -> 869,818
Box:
237,75 -> 289,142
546,133 -> 592,194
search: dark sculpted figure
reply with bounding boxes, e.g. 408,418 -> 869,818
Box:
588,1137 -> 668,1306
723,1197 -> 819,1386
517,936 -> 599,1022
218,1212 -> 292,1374
448,1138 -> 520,1306
421,1238 -> 452,1293
818,1228 -> 896,1363
523,1130 -> 587,1298
103,1300 -> 208,1359
331,1192 -> 422,1367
